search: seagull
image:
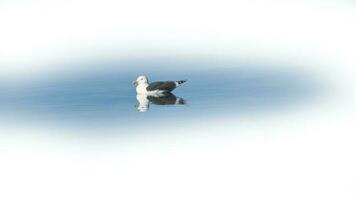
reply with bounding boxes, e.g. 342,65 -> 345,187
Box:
133,75 -> 187,95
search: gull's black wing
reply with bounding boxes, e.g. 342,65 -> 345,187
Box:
146,81 -> 176,92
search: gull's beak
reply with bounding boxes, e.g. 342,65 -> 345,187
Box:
133,80 -> 138,86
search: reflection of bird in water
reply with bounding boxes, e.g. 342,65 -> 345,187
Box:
147,94 -> 186,105
133,75 -> 187,95
135,93 -> 186,112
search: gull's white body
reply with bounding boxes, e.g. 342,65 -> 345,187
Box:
136,84 -> 167,95
135,82 -> 149,94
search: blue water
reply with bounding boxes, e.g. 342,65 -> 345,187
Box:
0,59 -> 316,128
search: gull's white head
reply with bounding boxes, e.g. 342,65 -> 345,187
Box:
133,75 -> 148,87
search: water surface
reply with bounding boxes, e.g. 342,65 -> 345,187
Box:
0,59 -> 316,129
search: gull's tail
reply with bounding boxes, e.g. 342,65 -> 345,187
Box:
175,80 -> 187,87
